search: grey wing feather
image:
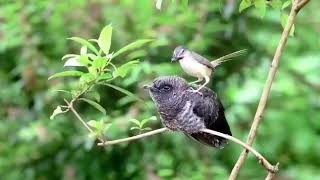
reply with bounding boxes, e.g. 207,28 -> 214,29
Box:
189,87 -> 232,148
190,51 -> 215,69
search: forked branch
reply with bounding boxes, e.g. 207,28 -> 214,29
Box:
229,0 -> 310,179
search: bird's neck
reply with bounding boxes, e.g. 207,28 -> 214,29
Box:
158,94 -> 187,119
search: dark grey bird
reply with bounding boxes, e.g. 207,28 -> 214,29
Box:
171,46 -> 246,92
144,76 -> 232,148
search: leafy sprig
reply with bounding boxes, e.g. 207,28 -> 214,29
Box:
49,24 -> 153,140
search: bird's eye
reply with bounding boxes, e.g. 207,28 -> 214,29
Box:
161,85 -> 171,92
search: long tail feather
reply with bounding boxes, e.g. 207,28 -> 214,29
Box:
211,49 -> 247,67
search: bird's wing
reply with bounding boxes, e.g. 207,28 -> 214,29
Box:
190,88 -> 232,148
190,51 -> 215,69
192,88 -> 219,126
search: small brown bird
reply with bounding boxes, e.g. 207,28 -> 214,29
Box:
171,46 -> 246,92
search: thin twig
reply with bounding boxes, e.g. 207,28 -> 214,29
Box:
295,0 -> 310,12
265,163 -> 280,180
201,129 -> 277,173
65,99 -> 94,133
97,128 -> 168,146
229,0 -> 310,179
65,99 -> 105,143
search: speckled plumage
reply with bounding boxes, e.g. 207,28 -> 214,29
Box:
146,76 -> 232,148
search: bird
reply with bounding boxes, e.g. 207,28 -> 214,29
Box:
144,76 -> 232,148
171,46 -> 246,92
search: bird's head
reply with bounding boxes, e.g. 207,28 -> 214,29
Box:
171,46 -> 187,62
144,76 -> 188,106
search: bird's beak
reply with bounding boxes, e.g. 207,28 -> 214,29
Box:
143,84 -> 151,90
171,56 -> 178,62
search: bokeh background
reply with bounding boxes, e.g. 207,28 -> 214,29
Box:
1,0 -> 319,179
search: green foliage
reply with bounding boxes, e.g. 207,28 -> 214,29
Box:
79,98 -> 106,115
88,120 -> 112,138
129,116 -> 157,131
98,25 -> 112,55
1,0 -> 319,179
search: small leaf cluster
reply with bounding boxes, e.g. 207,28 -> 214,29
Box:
88,120 -> 112,139
129,116 -> 157,132
48,24 -> 153,137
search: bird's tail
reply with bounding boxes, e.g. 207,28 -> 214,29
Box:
210,49 -> 247,68
190,101 -> 232,148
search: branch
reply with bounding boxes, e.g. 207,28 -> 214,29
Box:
295,0 -> 310,12
96,126 -> 277,173
229,0 -> 310,179
97,128 -> 168,146
65,99 -> 105,143
201,129 -> 278,173
265,164 -> 280,180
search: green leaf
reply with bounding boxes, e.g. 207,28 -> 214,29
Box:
87,53 -> 98,60
98,24 -> 112,55
88,66 -> 98,77
48,71 -> 84,80
130,127 -> 141,130
140,118 -> 151,128
96,121 -> 104,131
68,37 -> 99,55
97,73 -> 113,81
239,0 -> 252,12
80,46 -> 87,55
129,119 -> 141,126
280,12 -> 295,36
79,98 -> 106,115
101,83 -> 141,101
282,0 -> 291,9
80,73 -> 95,83
86,91 -> 100,102
61,54 -> 79,61
254,0 -> 266,18
50,106 -> 65,120
290,24 -> 295,37
64,58 -> 85,67
142,127 -> 152,131
113,60 -> 139,78
88,120 -> 99,128
149,116 -> 157,121
270,0 -> 282,9
280,12 -> 288,28
79,55 -> 90,66
53,89 -> 73,95
92,57 -> 107,70
113,39 -> 153,58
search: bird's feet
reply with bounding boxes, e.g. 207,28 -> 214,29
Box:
189,78 -> 203,85
188,81 -> 199,85
187,87 -> 203,96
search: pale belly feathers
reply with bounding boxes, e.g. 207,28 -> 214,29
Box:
179,57 -> 212,78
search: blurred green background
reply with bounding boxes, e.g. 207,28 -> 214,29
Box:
1,0 -> 319,179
